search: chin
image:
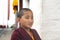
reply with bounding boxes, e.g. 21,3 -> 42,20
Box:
24,25 -> 32,29
27,26 -> 32,29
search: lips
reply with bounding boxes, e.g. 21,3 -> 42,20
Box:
28,23 -> 32,26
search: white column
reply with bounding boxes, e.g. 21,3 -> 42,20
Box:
23,0 -> 29,8
8,0 -> 15,27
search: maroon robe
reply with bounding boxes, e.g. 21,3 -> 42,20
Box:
11,27 -> 41,40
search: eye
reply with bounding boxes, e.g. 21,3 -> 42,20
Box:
24,15 -> 33,19
25,15 -> 29,19
25,16 -> 29,19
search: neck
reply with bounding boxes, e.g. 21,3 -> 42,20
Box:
21,26 -> 31,32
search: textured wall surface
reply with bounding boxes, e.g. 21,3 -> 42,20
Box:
41,0 -> 60,40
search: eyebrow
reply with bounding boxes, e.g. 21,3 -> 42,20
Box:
25,15 -> 30,17
25,15 -> 33,18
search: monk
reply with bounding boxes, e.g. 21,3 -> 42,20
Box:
11,8 -> 41,40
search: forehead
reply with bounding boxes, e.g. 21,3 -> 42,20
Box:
23,10 -> 33,15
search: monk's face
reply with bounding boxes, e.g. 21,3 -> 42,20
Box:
19,11 -> 33,29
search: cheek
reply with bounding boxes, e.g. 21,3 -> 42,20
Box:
20,19 -> 27,25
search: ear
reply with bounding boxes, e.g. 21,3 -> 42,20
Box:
19,18 -> 21,25
18,18 -> 20,22
18,18 -> 21,22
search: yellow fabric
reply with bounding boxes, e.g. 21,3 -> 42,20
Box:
13,0 -> 18,6
12,0 -> 18,14
32,36 -> 34,40
13,8 -> 17,14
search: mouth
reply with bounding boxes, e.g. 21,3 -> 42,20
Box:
28,23 -> 32,27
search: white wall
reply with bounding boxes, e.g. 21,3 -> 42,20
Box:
29,0 -> 42,38
0,0 -> 8,26
0,0 -> 15,27
42,0 -> 60,40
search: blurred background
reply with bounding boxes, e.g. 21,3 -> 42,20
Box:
0,0 -> 42,40
1,0 -> 60,40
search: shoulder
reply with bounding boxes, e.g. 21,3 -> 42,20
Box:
31,29 -> 40,35
12,29 -> 19,35
11,28 -> 21,36
11,29 -> 21,40
31,29 -> 38,33
31,29 -> 41,40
